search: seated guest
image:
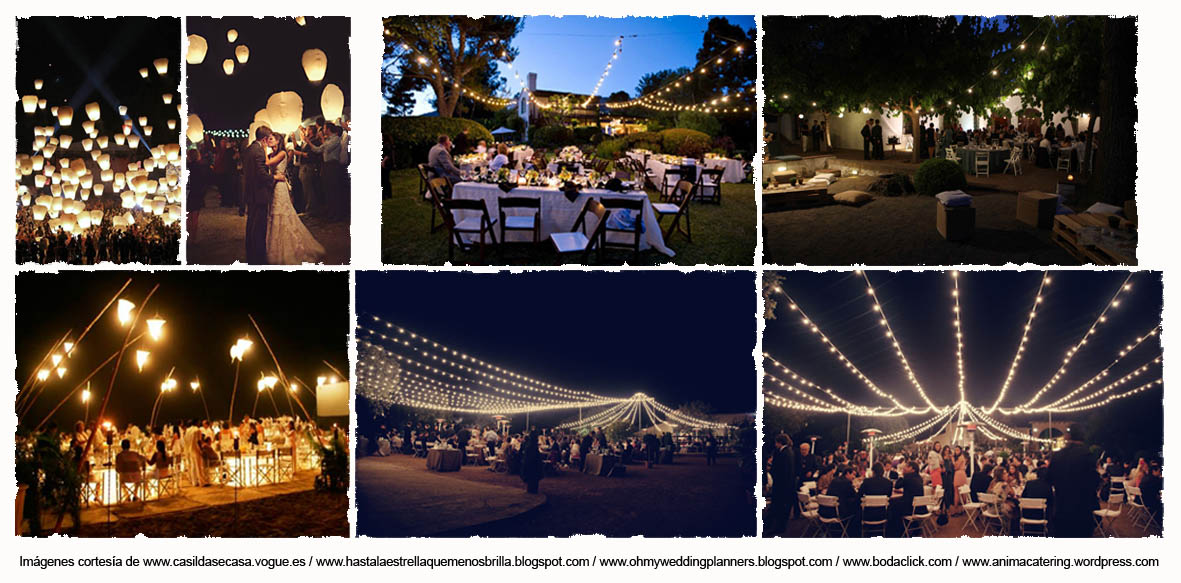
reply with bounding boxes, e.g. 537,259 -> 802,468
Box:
1021,466 -> 1053,523
489,144 -> 511,172
147,439 -> 171,478
1139,462 -> 1163,524
115,439 -> 147,477
887,461 -> 925,536
428,134 -> 463,184
475,139 -> 488,154
970,461 -> 994,502
860,462 -> 894,497
816,464 -> 836,493
827,465 -> 860,521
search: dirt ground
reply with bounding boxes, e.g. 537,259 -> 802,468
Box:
360,452 -> 755,537
763,176 -> 1079,266
70,490 -> 349,538
186,188 -> 350,265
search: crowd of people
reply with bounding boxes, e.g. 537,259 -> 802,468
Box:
362,419 -> 746,495
187,118 -> 351,221
15,200 -> 181,265
766,423 -> 1162,537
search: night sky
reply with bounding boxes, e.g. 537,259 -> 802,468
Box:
765,270 -> 1163,416
356,270 -> 757,423
15,17 -> 181,153
16,271 -> 350,429
186,16 -> 350,130
408,15 -> 756,115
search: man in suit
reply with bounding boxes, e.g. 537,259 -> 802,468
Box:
810,121 -> 823,153
970,461 -> 994,502
428,134 -> 463,184
888,460 -> 925,536
766,433 -> 796,536
242,125 -> 279,264
1020,466 -> 1054,526
1048,423 -> 1101,537
797,441 -> 817,484
861,120 -> 872,160
826,465 -> 859,527
871,119 -> 884,160
1138,461 -> 1163,527
859,462 -> 893,532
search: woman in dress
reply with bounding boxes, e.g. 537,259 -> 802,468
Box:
264,134 -> 327,264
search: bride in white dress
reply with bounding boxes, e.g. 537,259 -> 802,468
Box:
264,136 -> 326,264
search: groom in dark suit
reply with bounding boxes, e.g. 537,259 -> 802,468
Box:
243,126 -> 279,264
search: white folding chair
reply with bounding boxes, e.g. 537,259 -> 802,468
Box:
1018,497 -> 1049,536
796,492 -> 821,537
944,146 -> 960,164
1123,485 -> 1160,534
816,494 -> 851,538
903,495 -> 935,538
959,485 -> 984,533
861,495 -> 889,537
1003,147 -> 1022,175
979,493 -> 1006,536
974,152 -> 990,177
1093,493 -> 1124,537
1056,150 -> 1072,172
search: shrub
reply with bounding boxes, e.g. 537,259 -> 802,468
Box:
572,125 -> 604,145
381,116 -> 493,170
659,128 -> 712,158
913,158 -> 967,196
675,111 -> 722,136
529,125 -> 575,150
596,138 -> 628,161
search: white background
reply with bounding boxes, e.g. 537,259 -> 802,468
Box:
0,1 -> 1174,580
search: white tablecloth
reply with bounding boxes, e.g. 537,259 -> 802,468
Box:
629,151 -> 743,185
450,182 -> 673,256
703,157 -> 745,183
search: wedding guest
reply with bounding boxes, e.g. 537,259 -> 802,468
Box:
1048,423 -> 1101,537
520,431 -> 543,494
489,143 -> 511,172
428,134 -> 463,185
766,434 -> 795,535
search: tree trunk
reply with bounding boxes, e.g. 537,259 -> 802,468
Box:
822,112 -> 832,153
907,108 -> 922,164
1092,17 -> 1137,205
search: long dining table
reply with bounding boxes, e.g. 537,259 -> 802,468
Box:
449,182 -> 675,256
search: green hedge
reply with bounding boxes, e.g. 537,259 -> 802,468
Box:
595,138 -> 628,161
659,128 -> 712,158
572,125 -> 604,145
914,158 -> 967,196
382,116 -> 493,170
529,125 -> 574,150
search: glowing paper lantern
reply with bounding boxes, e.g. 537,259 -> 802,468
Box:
32,204 -> 48,220
162,93 -> 173,105
135,350 -> 150,372
301,49 -> 328,83
85,102 -> 101,121
117,298 -> 135,325
57,106 -> 73,126
59,135 -> 73,149
38,98 -> 47,110
223,59 -> 235,75
153,58 -> 169,75
34,79 -> 43,90
81,120 -> 96,134
266,91 -> 303,134
235,45 -> 249,64
21,95 -> 38,113
186,34 -> 208,64
128,135 -> 140,149
139,67 -> 149,78
321,83 -> 344,122
186,113 -> 204,143
295,16 -> 306,26
146,318 -> 166,341
138,115 -> 148,127
118,105 -> 128,116
167,119 -> 176,130
227,28 -> 238,42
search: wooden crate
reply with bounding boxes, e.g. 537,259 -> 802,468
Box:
1051,213 -> 1136,265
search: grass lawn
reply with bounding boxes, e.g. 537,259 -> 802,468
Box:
381,168 -> 756,266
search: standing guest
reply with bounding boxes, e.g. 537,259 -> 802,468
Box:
861,119 -> 873,160
926,123 -> 937,160
1047,423 -> 1101,537
810,121 -> 823,153
766,434 -> 796,535
520,431 -> 543,494
797,441 -> 817,483
705,435 -> 718,466
871,119 -> 884,160
309,124 -> 344,219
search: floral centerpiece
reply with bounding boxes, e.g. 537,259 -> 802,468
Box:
525,169 -> 540,184
557,168 -> 574,183
557,145 -> 584,163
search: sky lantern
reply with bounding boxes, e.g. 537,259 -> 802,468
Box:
187,113 -> 204,143
143,125 -> 153,136
138,115 -> 148,126
266,91 -> 303,134
85,102 -> 101,121
153,58 -> 169,75
187,34 -> 208,64
167,119 -> 176,130
295,16 -> 306,26
227,28 -> 238,42
162,93 -> 173,104
138,67 -> 149,78
81,120 -> 95,134
59,135 -> 73,149
37,98 -> 47,110
236,45 -> 250,64
223,58 -> 235,75
321,83 -> 344,122
21,95 -> 38,113
56,106 -> 73,126
34,78 -> 43,90
118,105 -> 127,116
301,49 -> 327,83
128,134 -> 141,149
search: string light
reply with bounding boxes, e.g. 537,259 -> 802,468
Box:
763,353 -> 910,416
859,271 -> 941,411
604,42 -> 750,113
986,272 -> 1049,413
950,271 -> 967,403
1028,326 -> 1161,413
1018,273 -> 1136,410
580,36 -> 623,108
